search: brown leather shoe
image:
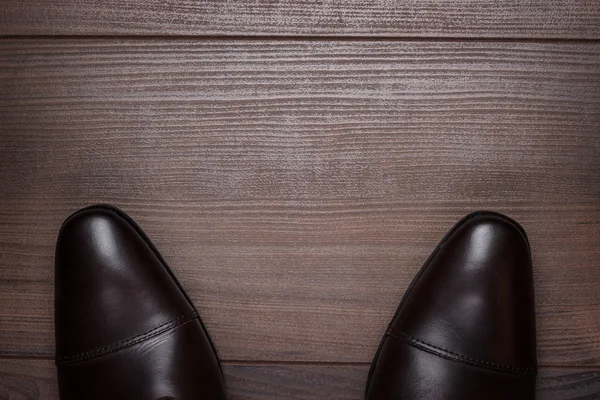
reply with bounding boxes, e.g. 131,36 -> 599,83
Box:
365,211 -> 537,400
55,205 -> 226,400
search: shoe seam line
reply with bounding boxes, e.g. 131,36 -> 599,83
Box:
387,327 -> 536,376
56,311 -> 197,365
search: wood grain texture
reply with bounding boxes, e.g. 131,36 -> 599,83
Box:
1,0 -> 600,39
0,40 -> 599,367
0,360 -> 599,400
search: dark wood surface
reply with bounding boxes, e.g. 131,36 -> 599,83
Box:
1,360 -> 599,400
1,0 -> 600,38
1,39 -> 599,365
1,3 -> 600,399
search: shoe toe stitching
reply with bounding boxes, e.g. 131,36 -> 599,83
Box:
386,326 -> 536,376
56,311 -> 197,365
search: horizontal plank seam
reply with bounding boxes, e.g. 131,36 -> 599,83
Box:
0,356 -> 596,370
0,35 -> 600,43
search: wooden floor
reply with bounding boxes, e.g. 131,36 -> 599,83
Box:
1,2 -> 599,399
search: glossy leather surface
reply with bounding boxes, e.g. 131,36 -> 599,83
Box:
365,212 -> 537,400
55,205 -> 225,400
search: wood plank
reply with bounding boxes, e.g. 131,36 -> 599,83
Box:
0,40 -> 599,366
0,359 -> 599,399
1,1 -> 600,39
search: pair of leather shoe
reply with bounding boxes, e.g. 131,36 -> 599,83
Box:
55,205 -> 536,399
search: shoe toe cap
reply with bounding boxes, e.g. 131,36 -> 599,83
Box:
55,206 -> 195,362
392,212 -> 536,370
